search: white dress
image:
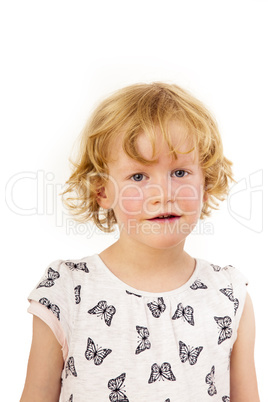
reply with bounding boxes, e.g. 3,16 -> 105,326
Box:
28,254 -> 247,402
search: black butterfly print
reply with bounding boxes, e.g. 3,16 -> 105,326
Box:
172,303 -> 194,326
233,298 -> 239,315
220,286 -> 239,315
65,356 -> 77,378
222,397 -> 230,402
108,372 -> 129,402
68,395 -> 73,402
39,297 -> 60,320
165,400 -> 170,402
220,286 -> 235,302
74,285 -> 81,304
37,267 -> 60,288
147,297 -> 166,318
148,362 -> 176,383
85,337 -> 112,365
205,365 -> 217,396
126,290 -> 142,298
190,279 -> 208,290
211,264 -> 222,272
179,341 -> 203,365
212,264 -> 234,272
88,300 -> 116,326
135,326 -> 151,354
65,261 -> 89,273
214,316 -> 232,344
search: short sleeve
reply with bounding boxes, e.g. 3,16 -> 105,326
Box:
28,260 -> 75,351
28,300 -> 68,360
225,265 -> 248,344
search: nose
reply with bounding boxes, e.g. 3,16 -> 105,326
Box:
145,175 -> 174,206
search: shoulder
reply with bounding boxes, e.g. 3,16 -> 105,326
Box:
30,254 -> 99,289
197,259 -> 248,290
196,259 -> 248,337
27,255 -> 100,344
28,255 -> 99,318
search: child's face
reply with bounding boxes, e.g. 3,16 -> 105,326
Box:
98,121 -> 206,250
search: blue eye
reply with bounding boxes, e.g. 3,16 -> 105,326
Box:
131,173 -> 144,181
173,170 -> 188,178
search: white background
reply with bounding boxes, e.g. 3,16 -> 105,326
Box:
1,1 -> 267,400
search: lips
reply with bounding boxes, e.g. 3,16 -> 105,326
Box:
148,213 -> 181,221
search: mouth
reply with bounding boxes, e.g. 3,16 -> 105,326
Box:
147,214 -> 181,222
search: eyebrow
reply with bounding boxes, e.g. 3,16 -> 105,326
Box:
118,156 -> 198,173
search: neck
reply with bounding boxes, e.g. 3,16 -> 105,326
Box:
99,234 -> 195,292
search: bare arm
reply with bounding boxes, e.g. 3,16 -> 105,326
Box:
20,315 -> 64,402
230,292 -> 260,401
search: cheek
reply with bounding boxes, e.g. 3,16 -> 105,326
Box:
174,184 -> 203,214
117,185 -> 144,216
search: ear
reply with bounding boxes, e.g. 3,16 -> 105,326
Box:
96,186 -> 112,210
203,192 -> 209,203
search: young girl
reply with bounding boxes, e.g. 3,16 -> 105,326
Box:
21,83 -> 259,401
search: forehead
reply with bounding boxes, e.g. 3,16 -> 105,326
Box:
109,120 -> 197,164
139,121 -> 194,158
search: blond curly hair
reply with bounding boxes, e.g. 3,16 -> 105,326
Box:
62,82 -> 233,232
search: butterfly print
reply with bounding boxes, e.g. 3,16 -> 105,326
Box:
214,316 -> 232,344
68,395 -> 73,402
190,279 -> 208,290
172,303 -> 194,326
88,300 -> 116,326
148,362 -> 176,383
147,297 -> 166,318
37,267 -> 60,288
179,341 -> 203,365
220,286 -> 239,315
125,290 -> 142,297
74,285 -> 81,304
39,297 -> 60,320
135,326 -> 151,354
165,400 -> 170,402
211,264 -> 233,272
220,286 -> 235,302
211,264 -> 221,272
65,261 -> 89,273
205,365 -> 217,396
222,397 -> 230,402
233,298 -> 239,315
108,372 -> 129,402
65,356 -> 77,378
85,337 -> 112,365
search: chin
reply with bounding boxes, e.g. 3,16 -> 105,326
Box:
140,234 -> 187,251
